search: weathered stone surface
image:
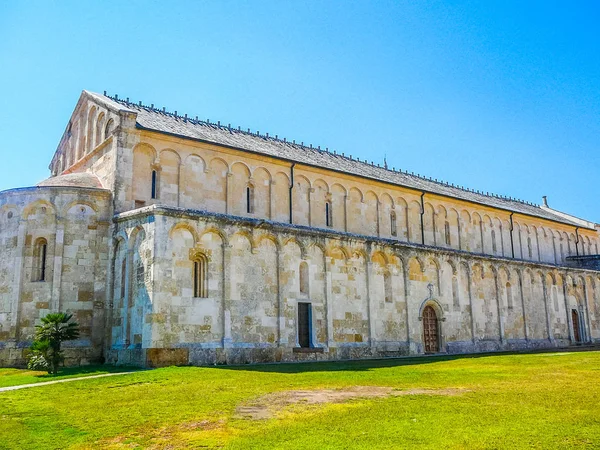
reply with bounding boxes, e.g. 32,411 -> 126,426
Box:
1,90 -> 600,368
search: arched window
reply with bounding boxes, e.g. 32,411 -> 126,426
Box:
444,221 -> 451,246
491,230 -> 497,253
151,170 -> 158,199
527,236 -> 532,259
325,201 -> 332,227
95,113 -> 105,146
390,211 -> 397,237
506,282 -> 513,309
193,255 -> 208,298
299,262 -> 309,294
384,270 -> 392,303
246,185 -> 255,214
33,238 -> 48,282
104,119 -> 114,139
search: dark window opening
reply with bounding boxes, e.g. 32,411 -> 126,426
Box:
33,238 -> 48,282
444,221 -> 451,246
325,201 -> 332,227
390,211 -> 397,237
298,302 -> 312,348
120,258 -> 127,299
151,170 -> 157,199
572,309 -> 581,342
246,186 -> 254,214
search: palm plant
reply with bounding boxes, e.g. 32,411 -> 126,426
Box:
28,313 -> 80,374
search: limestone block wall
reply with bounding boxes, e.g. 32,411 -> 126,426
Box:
0,186 -> 112,366
120,133 -> 600,273
107,206 -> 600,367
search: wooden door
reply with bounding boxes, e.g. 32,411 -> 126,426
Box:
572,309 -> 581,343
298,303 -> 311,348
423,306 -> 439,353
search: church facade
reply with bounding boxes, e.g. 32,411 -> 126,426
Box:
1,90 -> 599,367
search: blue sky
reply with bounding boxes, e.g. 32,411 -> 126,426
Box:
1,1 -> 599,221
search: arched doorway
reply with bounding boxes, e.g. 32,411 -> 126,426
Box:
572,309 -> 581,343
423,305 -> 439,353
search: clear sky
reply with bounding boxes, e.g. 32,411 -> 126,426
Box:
1,1 -> 598,221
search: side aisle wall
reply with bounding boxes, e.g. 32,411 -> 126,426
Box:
107,207 -> 600,367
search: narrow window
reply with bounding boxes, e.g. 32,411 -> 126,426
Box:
444,221 -> 451,246
452,276 -> 459,308
299,262 -> 309,294
384,271 -> 392,303
492,230 -> 497,253
390,211 -> 397,237
246,185 -> 254,214
120,258 -> 127,299
527,237 -> 532,259
506,282 -> 513,309
325,201 -> 332,227
151,170 -> 157,199
298,302 -> 312,348
193,256 -> 208,298
33,238 -> 48,282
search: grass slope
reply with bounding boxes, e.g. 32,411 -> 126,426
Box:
0,351 -> 599,449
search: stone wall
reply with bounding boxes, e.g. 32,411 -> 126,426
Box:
0,186 -> 112,366
106,206 -> 600,367
121,134 -> 600,270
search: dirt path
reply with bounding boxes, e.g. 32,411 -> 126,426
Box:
0,372 -> 136,393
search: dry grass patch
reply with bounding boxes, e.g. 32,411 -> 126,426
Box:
235,385 -> 470,420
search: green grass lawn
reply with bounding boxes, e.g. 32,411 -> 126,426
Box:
1,351 -> 599,449
0,365 -> 140,389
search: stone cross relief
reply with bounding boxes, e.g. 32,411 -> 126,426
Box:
427,283 -> 434,300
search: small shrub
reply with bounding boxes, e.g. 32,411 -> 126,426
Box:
27,313 -> 80,374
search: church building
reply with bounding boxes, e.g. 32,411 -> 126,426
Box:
1,90 -> 599,367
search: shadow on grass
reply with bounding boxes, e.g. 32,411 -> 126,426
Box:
211,346 -> 598,374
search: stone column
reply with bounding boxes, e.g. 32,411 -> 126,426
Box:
517,270 -> 529,342
268,180 -> 274,220
275,244 -> 284,345
365,245 -> 375,348
401,255 -> 411,351
561,273 -> 573,342
541,276 -> 552,342
322,248 -> 331,349
225,172 -> 232,215
343,195 -> 348,232
493,267 -> 505,345
324,253 -> 334,346
464,263 -> 476,344
51,224 -> 65,312
582,280 -> 593,343
376,201 -> 380,237
222,243 -> 232,348
308,188 -> 314,227
10,221 -> 27,341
